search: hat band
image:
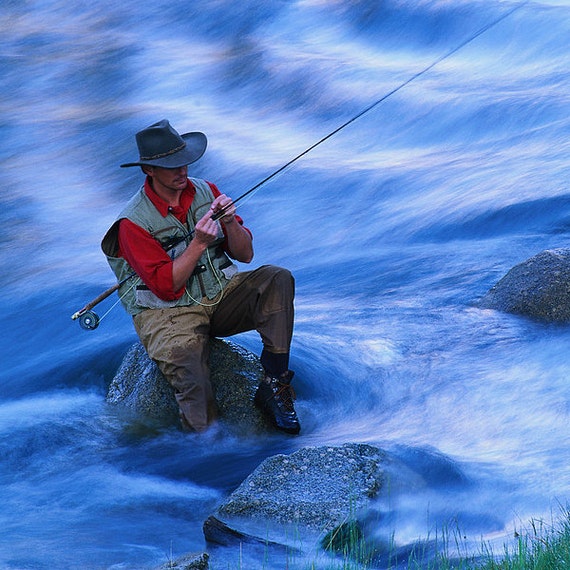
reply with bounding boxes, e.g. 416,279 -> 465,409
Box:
140,142 -> 186,161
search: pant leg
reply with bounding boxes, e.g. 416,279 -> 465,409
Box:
133,306 -> 217,431
210,265 -> 295,354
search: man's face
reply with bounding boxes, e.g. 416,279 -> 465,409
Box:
146,165 -> 188,193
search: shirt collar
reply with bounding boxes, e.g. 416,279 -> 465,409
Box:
143,177 -> 196,218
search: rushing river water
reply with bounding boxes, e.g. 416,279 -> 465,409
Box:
1,1 -> 570,568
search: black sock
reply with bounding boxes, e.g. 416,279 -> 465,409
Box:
260,349 -> 289,377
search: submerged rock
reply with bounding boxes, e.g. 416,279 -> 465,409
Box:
480,248 -> 570,322
156,552 -> 208,570
106,338 -> 270,434
202,516 -> 291,550
205,443 -> 386,549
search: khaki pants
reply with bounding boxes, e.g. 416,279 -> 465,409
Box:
133,265 -> 294,431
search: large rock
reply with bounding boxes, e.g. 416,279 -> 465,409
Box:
106,338 -> 271,434
480,248 -> 570,322
204,443 -> 386,549
201,444 -> 475,564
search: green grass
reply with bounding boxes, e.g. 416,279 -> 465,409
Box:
204,507 -> 570,569
473,513 -> 570,570
316,507 -> 570,570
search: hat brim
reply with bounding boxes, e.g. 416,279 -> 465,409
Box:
120,131 -> 208,168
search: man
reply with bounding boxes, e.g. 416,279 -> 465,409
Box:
101,119 -> 300,434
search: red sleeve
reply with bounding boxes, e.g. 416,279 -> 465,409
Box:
117,182 -> 252,302
117,219 -> 183,300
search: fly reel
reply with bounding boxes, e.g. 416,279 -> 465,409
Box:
78,310 -> 100,331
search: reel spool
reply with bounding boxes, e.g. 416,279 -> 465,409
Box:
78,310 -> 100,331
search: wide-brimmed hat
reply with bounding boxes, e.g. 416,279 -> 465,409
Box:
120,119 -> 207,168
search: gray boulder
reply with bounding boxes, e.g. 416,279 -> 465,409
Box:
106,338 -> 270,434
204,443 -> 386,549
480,248 -> 570,322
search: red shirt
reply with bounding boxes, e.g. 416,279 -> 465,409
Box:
118,177 -> 249,300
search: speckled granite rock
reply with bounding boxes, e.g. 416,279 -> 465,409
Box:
106,338 -> 270,434
480,248 -> 570,322
204,443 -> 386,550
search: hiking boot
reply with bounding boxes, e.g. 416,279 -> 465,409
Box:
254,370 -> 301,435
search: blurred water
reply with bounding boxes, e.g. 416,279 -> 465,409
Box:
1,0 -> 570,568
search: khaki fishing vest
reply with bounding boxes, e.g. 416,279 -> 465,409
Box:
101,177 -> 237,316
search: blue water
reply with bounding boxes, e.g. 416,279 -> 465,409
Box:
2,0 -> 570,568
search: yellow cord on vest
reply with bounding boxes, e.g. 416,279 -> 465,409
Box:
184,247 -> 225,308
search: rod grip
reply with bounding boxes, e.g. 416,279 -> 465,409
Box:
71,283 -> 120,320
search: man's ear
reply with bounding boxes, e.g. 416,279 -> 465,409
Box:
141,165 -> 153,176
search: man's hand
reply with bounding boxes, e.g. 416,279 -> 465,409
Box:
172,193 -> 253,291
171,206 -> 221,291
193,208 -> 222,247
210,194 -> 236,224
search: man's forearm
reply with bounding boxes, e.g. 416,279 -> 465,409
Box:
171,240 -> 208,292
223,218 -> 253,262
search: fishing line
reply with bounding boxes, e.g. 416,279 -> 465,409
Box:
213,0 -> 529,220
73,1 -> 527,329
97,280 -> 138,323
183,247 -> 227,307
75,273 -> 141,329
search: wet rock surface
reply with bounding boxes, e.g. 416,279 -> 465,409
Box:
205,443 -> 387,550
106,338 -> 270,434
480,248 -> 570,322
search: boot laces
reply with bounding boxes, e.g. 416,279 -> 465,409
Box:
274,380 -> 296,412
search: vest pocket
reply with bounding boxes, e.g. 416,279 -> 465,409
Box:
220,263 -> 238,280
135,285 -> 179,309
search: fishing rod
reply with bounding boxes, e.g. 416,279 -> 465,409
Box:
210,0 -> 529,219
71,274 -> 133,329
71,203 -> 244,330
72,1 -> 527,331
71,230 -> 195,329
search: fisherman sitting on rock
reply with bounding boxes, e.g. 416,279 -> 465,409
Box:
101,119 -> 300,434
